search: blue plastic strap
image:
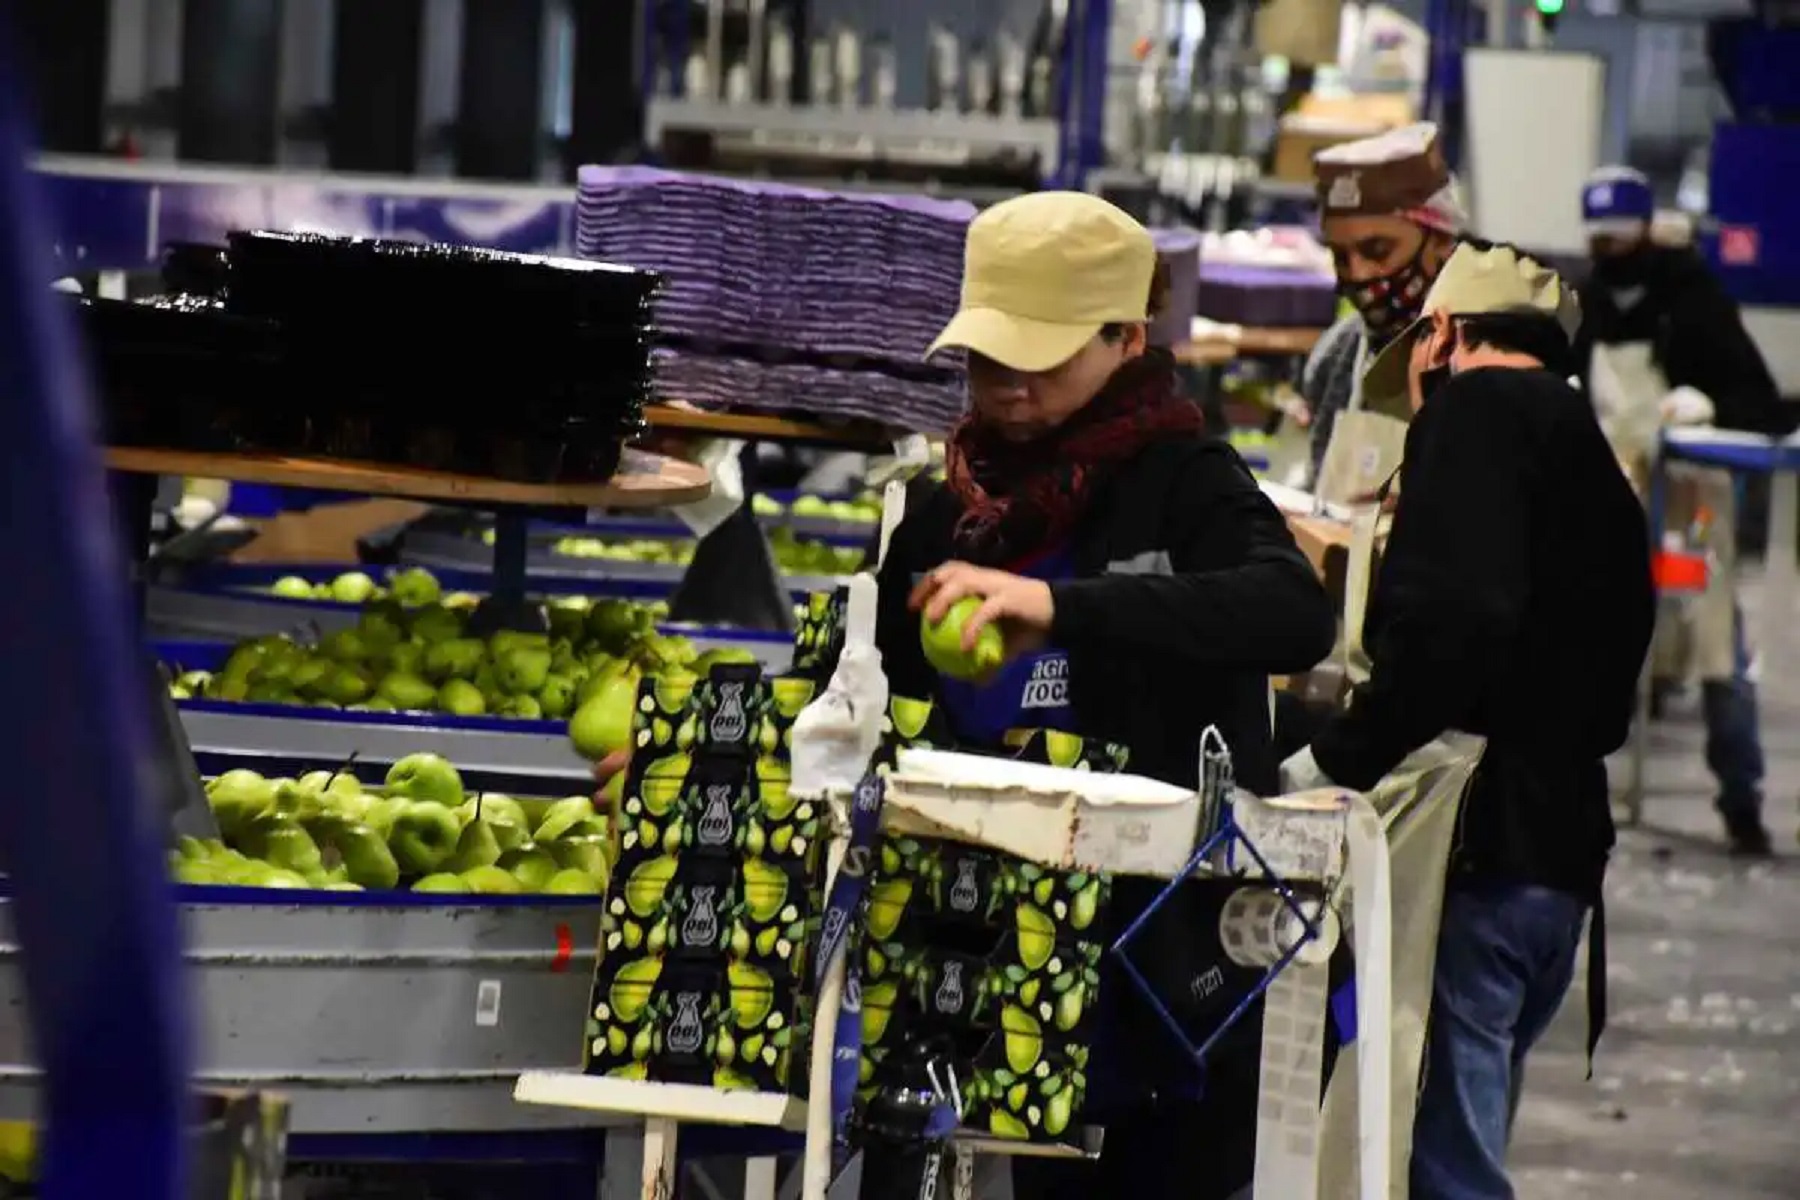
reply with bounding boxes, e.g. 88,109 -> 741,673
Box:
815,772 -> 887,1162
1331,980 -> 1358,1046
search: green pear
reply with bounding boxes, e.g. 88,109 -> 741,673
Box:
287,658 -> 331,696
255,867 -> 312,890
437,678 -> 486,717
326,771 -> 366,800
494,694 -> 542,720
363,798 -> 407,838
693,647 -> 758,676
499,844 -> 559,891
376,670 -> 438,711
270,779 -> 326,822
318,628 -> 372,664
357,604 -> 407,652
535,795 -> 598,844
171,855 -> 222,885
271,575 -> 315,600
205,769 -> 276,837
537,674 -> 578,719
424,638 -> 485,682
318,665 -> 374,705
920,596 -> 1006,681
551,835 -> 614,886
445,819 -> 503,873
543,868 -> 603,895
496,647 -> 555,695
388,567 -> 443,608
387,802 -> 463,875
330,571 -> 378,604
413,872 -> 470,893
312,817 -> 400,890
409,604 -> 465,643
385,641 -> 426,676
455,796 -> 530,846
567,675 -> 638,761
235,813 -> 324,878
584,601 -> 643,653
462,864 -> 523,895
489,629 -> 551,658
384,753 -> 465,807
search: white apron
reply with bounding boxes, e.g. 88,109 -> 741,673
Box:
1314,499 -> 1484,1199
1589,342 -> 1742,682
1315,339 -> 1410,510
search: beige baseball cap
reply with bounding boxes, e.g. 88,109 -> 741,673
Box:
926,192 -> 1157,373
1359,242 -> 1582,416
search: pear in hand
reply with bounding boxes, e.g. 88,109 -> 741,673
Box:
920,596 -> 1006,681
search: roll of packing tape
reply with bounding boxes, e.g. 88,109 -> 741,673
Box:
1219,886 -> 1340,968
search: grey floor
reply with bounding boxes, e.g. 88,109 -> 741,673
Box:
1510,573 -> 1800,1200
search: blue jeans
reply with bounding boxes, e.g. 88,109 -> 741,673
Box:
1410,885 -> 1588,1200
1703,608 -> 1763,823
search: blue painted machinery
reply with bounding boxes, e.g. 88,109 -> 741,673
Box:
1704,19 -> 1800,306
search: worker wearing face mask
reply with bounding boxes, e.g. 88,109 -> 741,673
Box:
1577,165 -> 1784,856
1301,122 -> 1469,485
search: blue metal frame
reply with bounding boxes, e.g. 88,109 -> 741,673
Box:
0,14 -> 189,1198
1109,809 -> 1328,1072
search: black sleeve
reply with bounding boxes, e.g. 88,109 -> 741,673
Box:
1046,441 -> 1336,673
1661,270 -> 1785,434
1310,380 -> 1534,789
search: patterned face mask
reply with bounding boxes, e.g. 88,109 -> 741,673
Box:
1341,240 -> 1436,347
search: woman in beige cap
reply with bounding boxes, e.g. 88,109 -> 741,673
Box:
884,190 -> 1335,1200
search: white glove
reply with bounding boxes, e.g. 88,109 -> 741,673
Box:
1660,386 -> 1715,428
1279,746 -> 1334,794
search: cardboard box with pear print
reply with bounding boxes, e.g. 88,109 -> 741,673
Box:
582,666 -> 823,1092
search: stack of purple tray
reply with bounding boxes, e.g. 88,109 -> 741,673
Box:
576,167 -> 974,431
1195,263 -> 1338,328
652,348 -> 967,432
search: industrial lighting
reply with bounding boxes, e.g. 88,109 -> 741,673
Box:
1535,0 -> 1565,15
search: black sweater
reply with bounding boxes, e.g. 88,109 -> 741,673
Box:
1576,247 -> 1789,435
1312,366 -> 1655,899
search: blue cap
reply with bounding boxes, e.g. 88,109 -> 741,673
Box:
1582,166 -> 1653,233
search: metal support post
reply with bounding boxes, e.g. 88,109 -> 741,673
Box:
455,0 -> 549,180
12,0 -> 111,153
329,0 -> 426,173
177,0 -> 283,164
568,0 -> 647,173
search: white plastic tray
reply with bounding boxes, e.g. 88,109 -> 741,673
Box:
883,748 -> 1202,878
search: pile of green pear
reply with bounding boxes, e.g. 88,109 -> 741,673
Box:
749,491 -> 881,524
264,566 -> 452,607
168,592 -> 757,723
550,532 -> 863,578
175,753 -> 614,896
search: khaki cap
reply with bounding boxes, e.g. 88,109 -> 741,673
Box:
1360,243 -> 1583,416
927,191 -> 1156,372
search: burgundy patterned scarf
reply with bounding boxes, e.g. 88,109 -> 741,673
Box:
945,349 -> 1203,564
